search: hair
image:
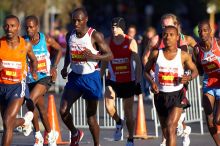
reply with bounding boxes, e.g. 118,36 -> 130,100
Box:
160,13 -> 181,33
163,25 -> 179,35
25,15 -> 39,25
198,20 -> 211,29
128,24 -> 136,30
72,7 -> 88,17
111,17 -> 126,32
4,15 -> 20,23
146,27 -> 156,35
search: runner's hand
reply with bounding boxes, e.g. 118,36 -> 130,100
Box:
180,74 -> 191,84
32,71 -> 38,81
50,67 -> 57,82
83,48 -> 96,60
61,68 -> 68,79
151,82 -> 159,94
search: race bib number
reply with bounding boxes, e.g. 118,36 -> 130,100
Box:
36,54 -> 47,72
1,61 -> 22,82
70,50 -> 87,62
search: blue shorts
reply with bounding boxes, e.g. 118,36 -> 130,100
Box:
203,87 -> 220,100
64,71 -> 103,100
0,81 -> 29,105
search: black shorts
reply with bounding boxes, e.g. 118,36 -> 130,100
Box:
154,88 -> 189,117
106,80 -> 135,98
28,76 -> 53,91
134,83 -> 142,95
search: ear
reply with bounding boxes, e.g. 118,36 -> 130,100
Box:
176,33 -> 180,41
18,23 -> 21,31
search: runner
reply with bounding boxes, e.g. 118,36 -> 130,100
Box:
142,13 -> 197,146
59,7 -> 113,146
101,17 -> 142,146
24,15 -> 63,146
0,15 -> 37,146
194,20 -> 220,146
144,26 -> 198,146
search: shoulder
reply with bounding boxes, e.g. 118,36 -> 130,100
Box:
105,37 -> 111,44
151,49 -> 159,57
25,41 -> 32,50
184,35 -> 197,47
149,35 -> 160,48
45,34 -> 53,42
181,50 -> 191,60
92,30 -> 104,40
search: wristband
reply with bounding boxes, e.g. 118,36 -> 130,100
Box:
52,65 -> 57,69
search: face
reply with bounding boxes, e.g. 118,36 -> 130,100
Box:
3,18 -> 20,39
72,11 -> 88,32
128,27 -> 136,38
161,17 -> 176,29
111,26 -> 123,37
198,23 -> 211,42
162,27 -> 179,47
25,19 -> 38,38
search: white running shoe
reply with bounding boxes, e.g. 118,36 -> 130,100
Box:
34,133 -> 44,146
22,111 -> 33,136
160,138 -> 166,146
114,121 -> 123,141
177,112 -> 186,136
48,130 -> 59,146
182,126 -> 191,146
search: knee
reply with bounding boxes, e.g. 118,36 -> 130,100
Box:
167,122 -> 177,134
87,116 -> 97,127
105,100 -> 114,113
206,115 -> 214,126
124,108 -> 133,120
3,116 -> 14,129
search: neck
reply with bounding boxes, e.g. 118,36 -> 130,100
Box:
6,36 -> 19,44
202,37 -> 212,51
113,33 -> 125,44
164,46 -> 178,53
76,27 -> 88,38
30,32 -> 39,41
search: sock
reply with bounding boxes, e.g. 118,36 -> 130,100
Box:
35,131 -> 41,136
72,129 -> 78,137
116,119 -> 122,125
127,138 -> 134,143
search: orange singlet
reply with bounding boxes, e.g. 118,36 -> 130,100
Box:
0,37 -> 27,84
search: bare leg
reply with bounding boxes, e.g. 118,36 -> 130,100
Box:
2,97 -> 24,146
36,95 -> 51,132
86,100 -> 99,146
105,86 -> 121,122
123,96 -> 134,139
59,88 -> 81,135
203,93 -> 220,146
166,107 -> 183,146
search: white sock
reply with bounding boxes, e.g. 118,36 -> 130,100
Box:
35,131 -> 41,136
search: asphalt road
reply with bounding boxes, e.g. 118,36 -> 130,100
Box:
0,92 -> 216,146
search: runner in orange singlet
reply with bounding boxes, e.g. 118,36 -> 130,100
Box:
0,15 -> 38,146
